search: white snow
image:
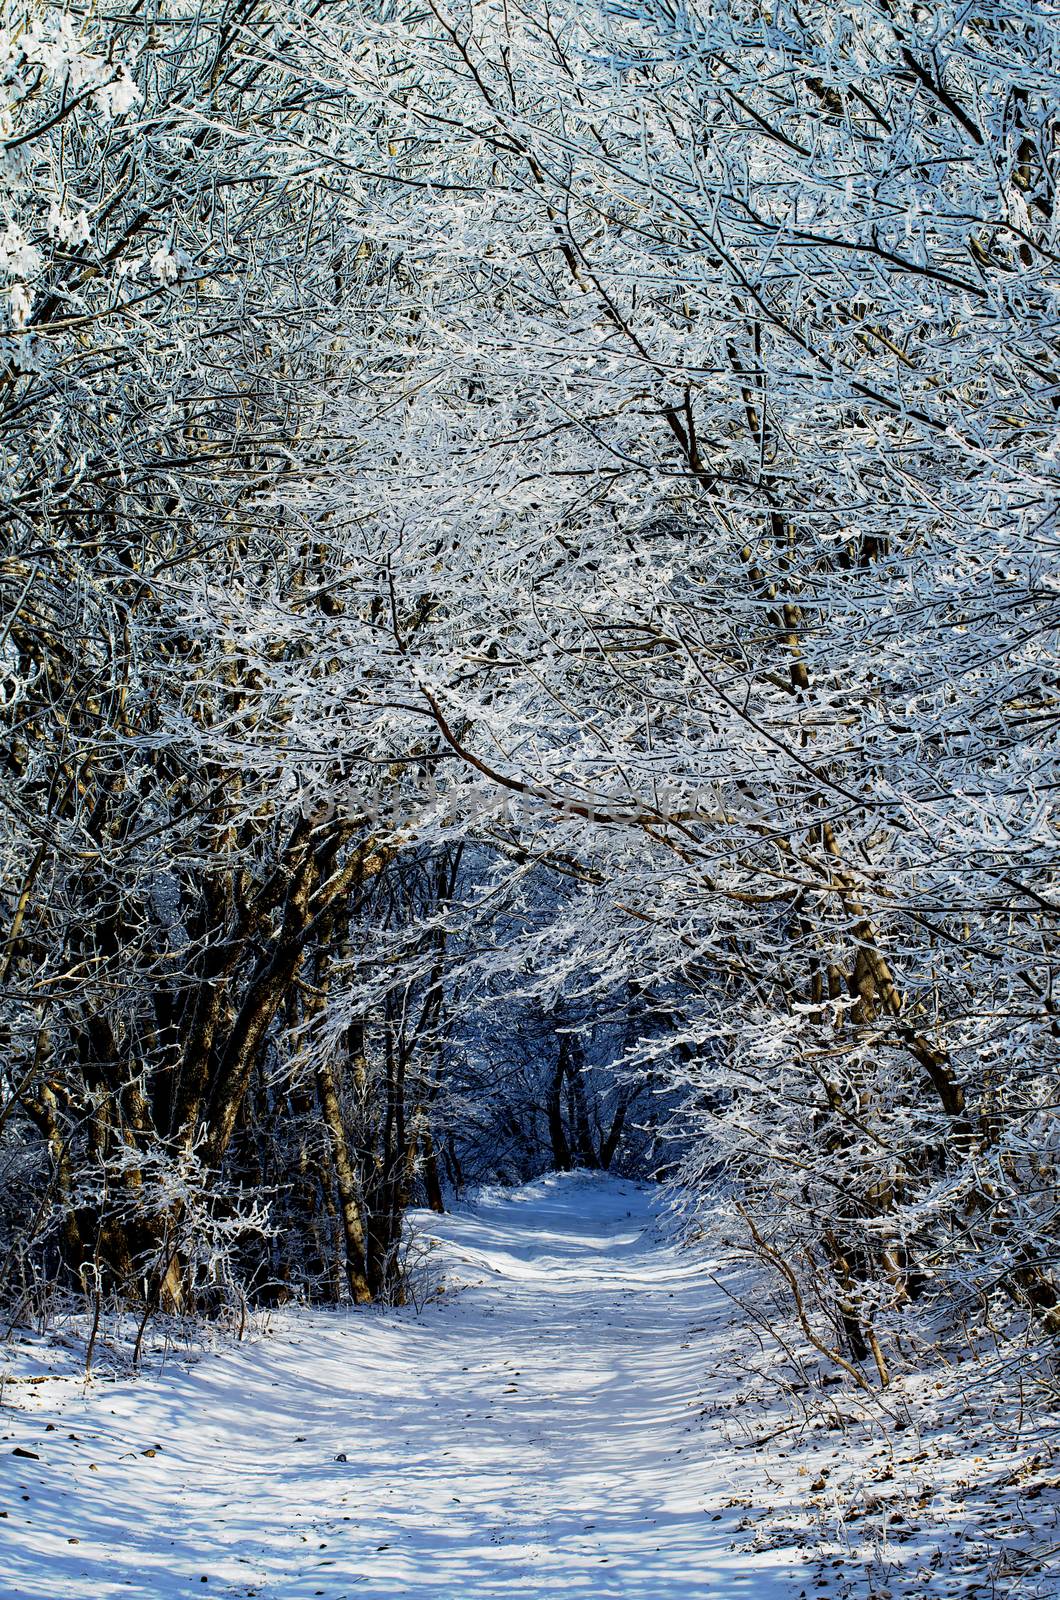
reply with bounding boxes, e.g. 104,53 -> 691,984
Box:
0,1174 -> 801,1599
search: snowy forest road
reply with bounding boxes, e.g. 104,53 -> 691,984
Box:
2,1175 -> 800,1599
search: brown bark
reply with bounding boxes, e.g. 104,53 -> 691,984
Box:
315,1056 -> 372,1304
419,1122 -> 445,1213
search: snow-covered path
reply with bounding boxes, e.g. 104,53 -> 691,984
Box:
1,1175 -> 799,1599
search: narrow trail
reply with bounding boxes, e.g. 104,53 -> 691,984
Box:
1,1174 -> 800,1598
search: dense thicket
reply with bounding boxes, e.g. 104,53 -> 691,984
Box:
0,0 -> 1057,1388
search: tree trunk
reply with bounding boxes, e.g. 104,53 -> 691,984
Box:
315,1057 -> 373,1305
546,1050 -> 572,1171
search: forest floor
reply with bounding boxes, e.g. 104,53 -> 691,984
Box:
1,1173 -> 1058,1600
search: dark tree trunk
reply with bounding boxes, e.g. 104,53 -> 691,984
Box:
546,1051 -> 572,1171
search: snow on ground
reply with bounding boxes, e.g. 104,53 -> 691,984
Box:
0,1174 -> 801,1599
1,1173 -> 1058,1600
695,1277 -> 1060,1600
